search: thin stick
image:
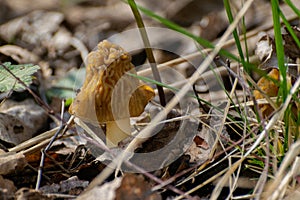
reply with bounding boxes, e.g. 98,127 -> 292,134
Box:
35,101 -> 71,190
8,127 -> 59,153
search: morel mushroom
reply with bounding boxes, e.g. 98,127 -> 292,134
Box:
69,40 -> 155,147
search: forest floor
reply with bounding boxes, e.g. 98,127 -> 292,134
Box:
0,0 -> 300,199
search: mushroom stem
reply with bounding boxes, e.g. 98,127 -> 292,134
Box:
106,118 -> 131,148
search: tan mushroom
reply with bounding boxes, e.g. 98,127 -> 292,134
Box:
69,40 -> 155,147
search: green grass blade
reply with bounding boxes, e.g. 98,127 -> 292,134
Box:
127,0 -> 166,106
280,9 -> 300,51
284,0 -> 300,17
223,0 -> 248,71
271,0 -> 288,100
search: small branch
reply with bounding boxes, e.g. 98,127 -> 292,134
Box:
35,101 -> 73,190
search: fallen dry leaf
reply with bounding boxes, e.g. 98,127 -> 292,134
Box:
255,33 -> 278,70
0,152 -> 27,175
0,99 -> 48,146
0,10 -> 63,45
0,45 -> 39,64
115,174 -> 161,200
0,113 -> 33,147
283,26 -> 300,60
193,135 -> 209,150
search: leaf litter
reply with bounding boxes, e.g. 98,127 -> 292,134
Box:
0,0 -> 299,199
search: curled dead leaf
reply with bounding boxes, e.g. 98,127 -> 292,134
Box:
0,45 -> 39,64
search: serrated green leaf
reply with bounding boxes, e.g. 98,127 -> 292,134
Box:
0,62 -> 40,92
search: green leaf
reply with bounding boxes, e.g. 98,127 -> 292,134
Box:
0,62 -> 40,92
